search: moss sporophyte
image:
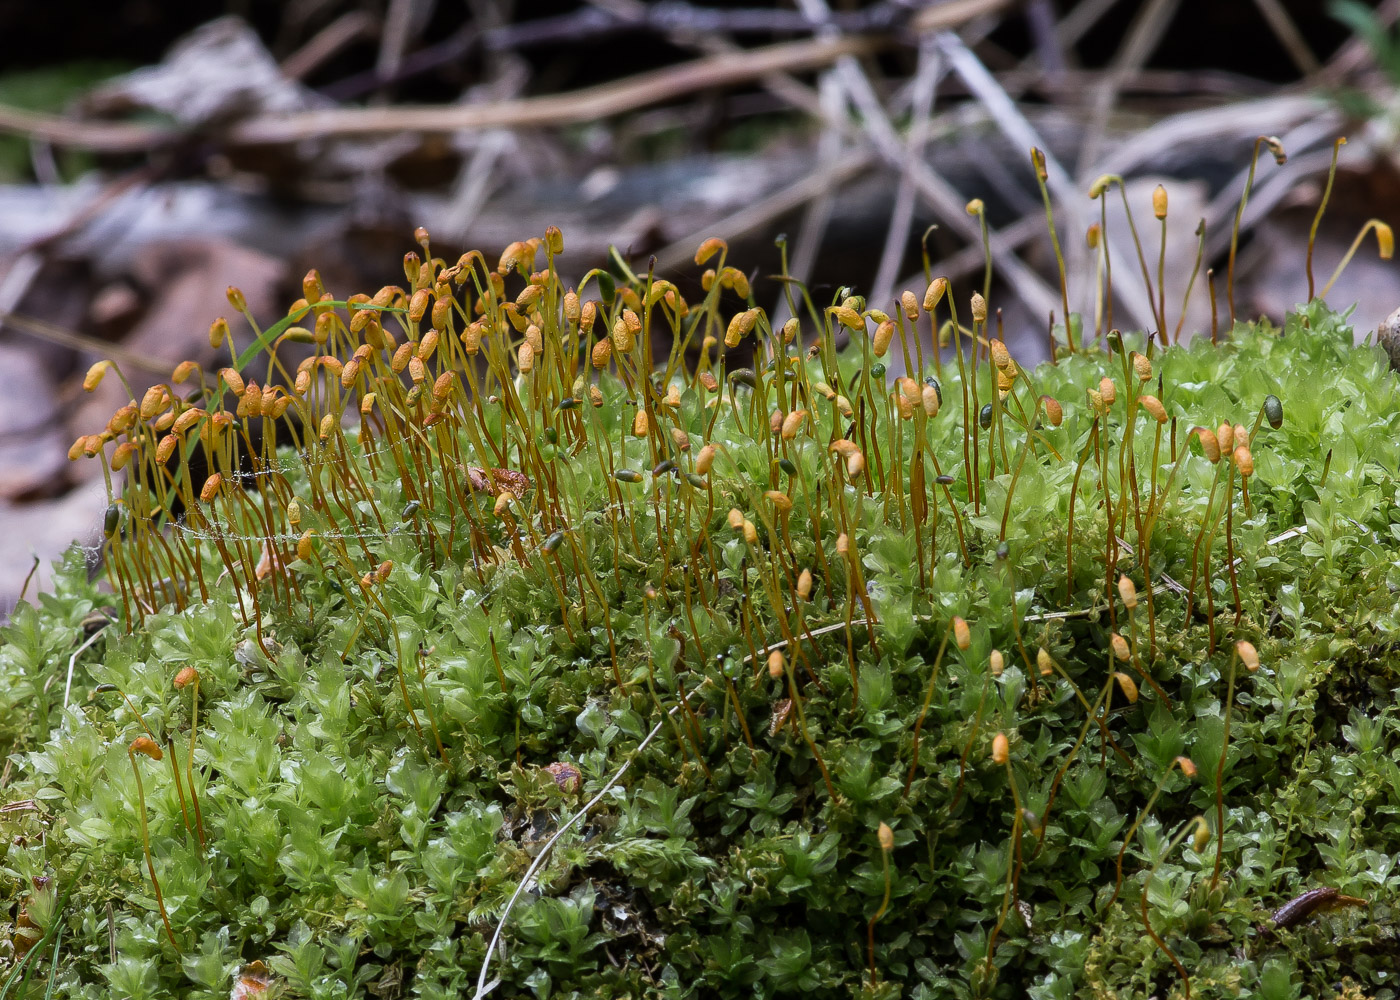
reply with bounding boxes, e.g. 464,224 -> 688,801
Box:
5,146 -> 1400,999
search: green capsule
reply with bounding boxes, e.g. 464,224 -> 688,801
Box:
870,362 -> 886,380
615,469 -> 643,483
401,501 -> 420,522
936,474 -> 955,485
685,472 -> 707,489
544,427 -> 559,445
652,459 -> 677,477
729,368 -> 757,388
979,402 -> 994,429
103,503 -> 121,537
778,458 -> 797,476
597,271 -> 616,304
544,530 -> 565,553
1264,394 -> 1284,429
557,397 -> 579,411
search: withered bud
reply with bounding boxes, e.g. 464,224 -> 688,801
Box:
1036,647 -> 1055,677
139,385 -> 167,421
1192,815 -> 1211,853
989,649 -> 1004,677
991,732 -> 1009,764
765,490 -> 793,514
1087,223 -> 1101,249
1176,756 -> 1198,778
591,338 -> 613,369
1217,422 -> 1235,454
226,286 -> 246,312
1042,395 -> 1063,426
632,409 -> 648,437
1030,146 -> 1048,181
923,277 -> 948,313
695,237 -> 727,266
129,736 -> 163,761
1111,633 -> 1130,661
1234,445 -> 1254,477
110,441 -> 134,471
83,361 -> 110,392
200,473 -> 222,502
545,225 -> 564,255
952,616 -> 971,651
873,320 -> 895,357
1112,672 -> 1139,703
921,384 -> 941,418
966,197 -> 985,215
781,409 -> 806,440
695,444 -> 717,475
1152,184 -> 1167,220
767,649 -> 785,679
846,451 -> 865,477
1118,575 -> 1138,609
1139,395 -> 1167,423
878,822 -> 894,851
797,568 -> 813,601
518,342 -> 535,374
831,305 -> 864,332
836,532 -> 850,556
727,508 -> 745,531
970,292 -> 988,324
1098,377 -> 1116,406
901,290 -> 920,322
781,316 -> 799,344
1236,640 -> 1259,672
219,367 -> 245,396
155,434 -> 176,464
174,666 -> 198,690
990,339 -> 1011,370
1132,351 -> 1152,381
1194,426 -> 1222,463
742,519 -> 759,545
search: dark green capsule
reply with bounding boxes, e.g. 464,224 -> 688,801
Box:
1264,394 -> 1284,429
557,397 -> 579,411
1106,329 -> 1124,355
729,368 -> 757,388
401,501 -> 420,522
597,271 -> 616,304
936,474 -> 955,485
103,504 -> 121,537
870,362 -> 886,380
685,472 -> 707,489
615,469 -> 643,483
778,458 -> 797,476
544,427 -> 558,445
979,402 -> 994,429
543,530 -> 565,553
996,542 -> 1009,561
94,683 -> 118,694
652,459 -> 676,477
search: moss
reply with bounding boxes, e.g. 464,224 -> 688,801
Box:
3,237 -> 1400,1000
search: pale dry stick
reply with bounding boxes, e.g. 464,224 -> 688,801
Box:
1075,0 -> 1182,176
870,37 -> 941,309
796,0 -> 1063,323
936,32 -> 1156,338
63,627 -> 108,711
1248,0 -> 1320,76
471,691 -> 700,1000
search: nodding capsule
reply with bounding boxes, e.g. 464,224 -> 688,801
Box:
936,474 -> 955,485
652,459 -> 677,477
401,501 -> 420,522
728,368 -> 757,388
557,397 -> 579,411
979,403 -> 994,429
778,458 -> 797,476
543,530 -> 564,553
1264,394 -> 1284,429
614,469 -> 643,483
